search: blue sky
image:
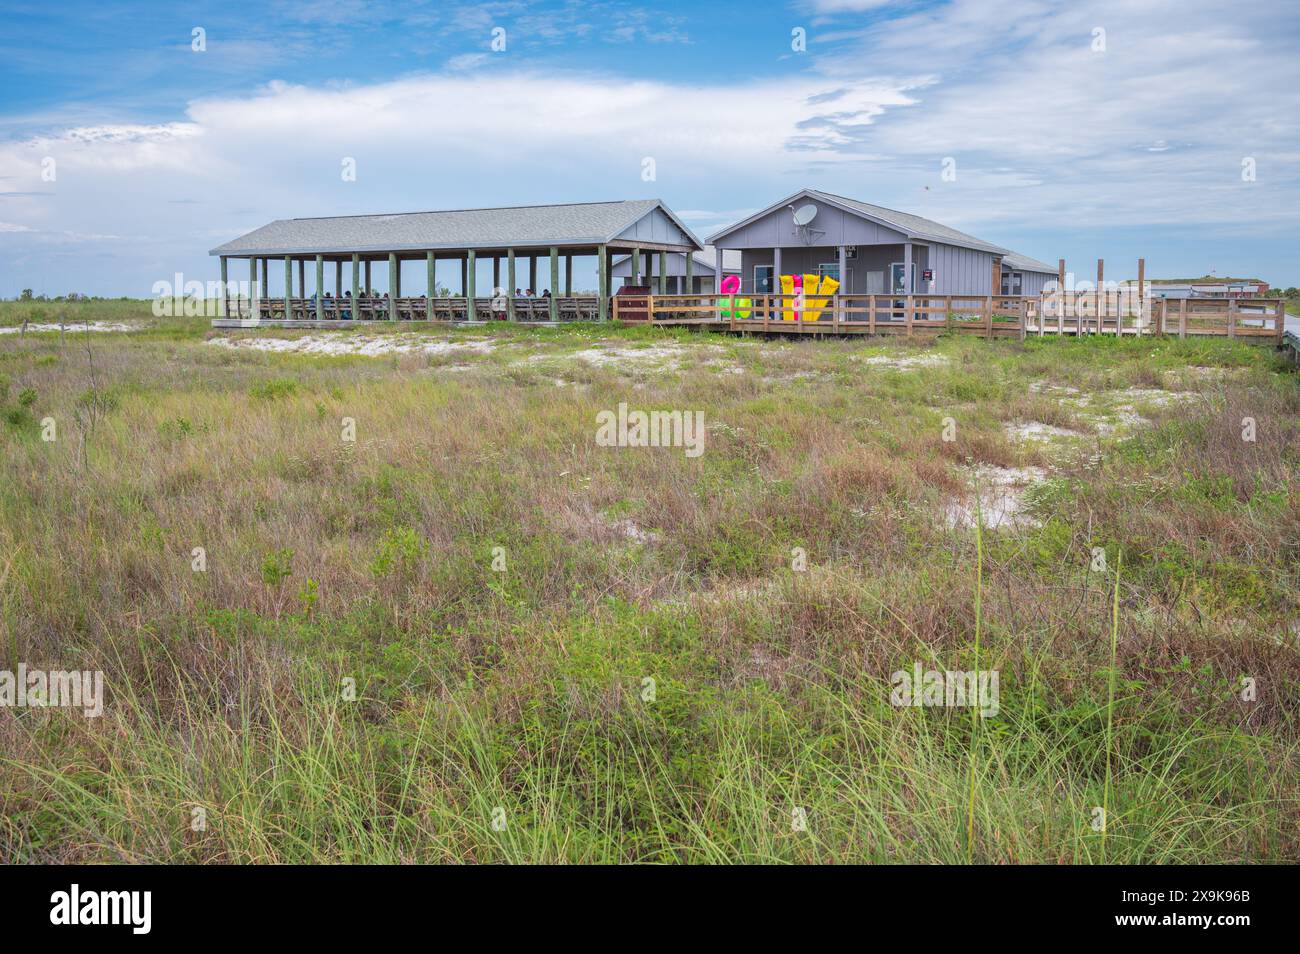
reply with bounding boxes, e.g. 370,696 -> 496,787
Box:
2,0 -> 1298,296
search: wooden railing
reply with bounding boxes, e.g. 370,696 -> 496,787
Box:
222,291 -> 1286,346
235,295 -> 599,322
611,292 -> 1286,344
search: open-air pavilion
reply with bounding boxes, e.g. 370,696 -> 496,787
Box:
210,199 -> 702,325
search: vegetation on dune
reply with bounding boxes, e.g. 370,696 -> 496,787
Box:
0,301 -> 1297,863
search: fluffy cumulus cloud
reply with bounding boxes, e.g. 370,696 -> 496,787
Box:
1,0 -> 1298,294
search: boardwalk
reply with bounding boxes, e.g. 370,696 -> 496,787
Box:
612,292 -> 1288,345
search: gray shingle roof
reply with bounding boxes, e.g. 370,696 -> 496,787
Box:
809,190 -> 1008,255
1000,251 -> 1057,274
210,199 -> 698,256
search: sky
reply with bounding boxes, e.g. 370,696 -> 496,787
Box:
1,0 -> 1298,297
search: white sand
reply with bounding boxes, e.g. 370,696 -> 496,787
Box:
945,465 -> 1048,530
209,333 -> 496,357
0,321 -> 139,335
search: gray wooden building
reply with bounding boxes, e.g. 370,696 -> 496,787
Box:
706,188 -> 1055,298
210,198 -> 701,322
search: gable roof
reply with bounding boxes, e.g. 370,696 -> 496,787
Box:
708,188 -> 1014,256
210,199 -> 702,257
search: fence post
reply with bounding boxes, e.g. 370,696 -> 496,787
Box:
1019,297 -> 1027,341
1278,298 -> 1286,348
906,294 -> 914,336
1227,297 -> 1237,338
647,293 -> 655,326
1179,299 -> 1187,338
984,294 -> 993,339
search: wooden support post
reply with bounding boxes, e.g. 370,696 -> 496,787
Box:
315,255 -> 324,321
908,294 -> 916,336
219,256 -> 228,318
985,257 -> 996,338
335,261 -> 342,301
427,252 -> 436,305
364,260 -> 371,294
395,258 -> 401,298
529,255 -> 537,293
298,259 -> 306,299
868,295 -> 876,334
388,253 -> 398,320
1228,296 -> 1237,338
508,249 -> 518,321
1058,258 -> 1067,333
461,257 -> 468,297
1096,259 -> 1104,334
284,258 -> 293,320
1137,257 -> 1145,335
685,251 -> 694,294
597,245 -> 608,320
564,254 -> 572,296
716,247 -> 725,321
493,256 -> 501,294
1179,298 -> 1187,338
904,241 -> 914,309
351,254 -> 360,319
837,244 -> 847,330
630,249 -> 640,285
249,258 -> 258,320
549,246 -> 559,321
657,251 -> 667,296
1154,298 -> 1164,337
773,247 -> 782,323
466,250 -> 477,319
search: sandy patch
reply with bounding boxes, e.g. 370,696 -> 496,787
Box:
1003,420 -> 1088,442
209,333 -> 496,357
1033,385 -> 1201,436
608,517 -> 659,544
854,352 -> 949,369
944,464 -> 1047,530
0,321 -> 139,334
555,343 -> 718,369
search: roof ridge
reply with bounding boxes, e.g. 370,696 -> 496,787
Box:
808,189 -> 913,220
289,199 -> 656,223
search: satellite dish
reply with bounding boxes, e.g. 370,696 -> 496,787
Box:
792,204 -> 818,226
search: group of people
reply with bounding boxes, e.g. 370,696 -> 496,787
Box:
294,288 -> 558,320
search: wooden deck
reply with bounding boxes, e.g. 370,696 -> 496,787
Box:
211,290 -> 1288,348
611,293 -> 1288,345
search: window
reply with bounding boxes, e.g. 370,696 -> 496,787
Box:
818,263 -> 839,281
754,265 -> 774,294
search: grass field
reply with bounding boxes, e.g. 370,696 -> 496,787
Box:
1,300 -> 1297,863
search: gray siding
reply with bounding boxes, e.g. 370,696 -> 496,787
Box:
614,207 -> 694,247
715,202 -> 908,250
927,242 -> 998,294
737,243 -> 927,294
